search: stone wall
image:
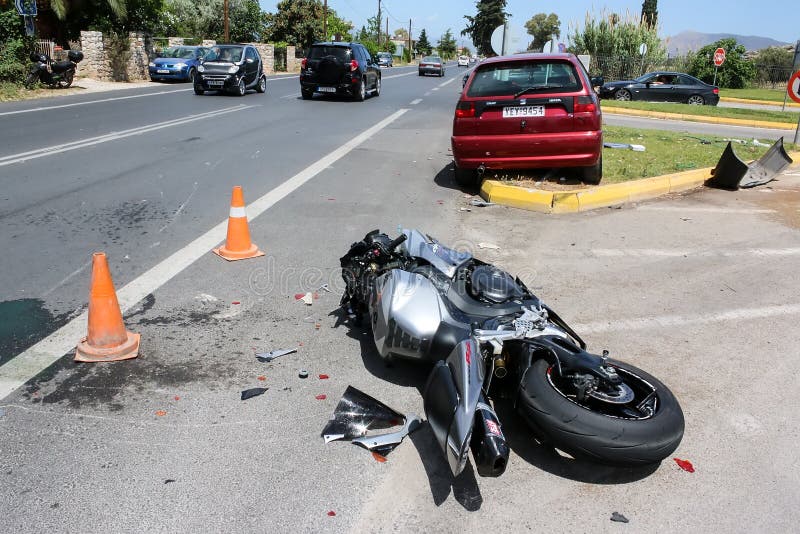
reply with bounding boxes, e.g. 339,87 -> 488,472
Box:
248,43 -> 275,74
78,31 -> 111,80
287,45 -> 300,72
127,32 -> 151,81
167,37 -> 184,48
202,40 -> 217,47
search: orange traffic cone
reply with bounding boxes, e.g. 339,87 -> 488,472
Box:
212,186 -> 264,261
75,253 -> 140,362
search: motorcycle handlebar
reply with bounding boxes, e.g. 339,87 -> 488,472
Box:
387,234 -> 407,251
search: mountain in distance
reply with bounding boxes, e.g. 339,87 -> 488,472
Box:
664,30 -> 791,54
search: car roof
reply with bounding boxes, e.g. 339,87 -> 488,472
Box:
311,41 -> 360,48
480,52 -> 578,65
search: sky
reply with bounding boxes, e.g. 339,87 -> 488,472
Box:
258,0 -> 797,48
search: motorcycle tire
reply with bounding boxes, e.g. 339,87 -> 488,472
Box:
58,71 -> 74,89
517,358 -> 684,466
25,72 -> 39,88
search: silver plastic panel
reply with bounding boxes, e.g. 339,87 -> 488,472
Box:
400,229 -> 472,278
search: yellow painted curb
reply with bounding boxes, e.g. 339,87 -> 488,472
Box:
721,96 -> 800,109
602,106 -> 795,130
480,180 -> 554,213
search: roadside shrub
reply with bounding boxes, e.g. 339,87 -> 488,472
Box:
0,8 -> 30,84
687,38 -> 755,89
106,32 -> 132,82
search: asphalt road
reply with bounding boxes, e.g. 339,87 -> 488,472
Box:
2,64 -> 800,532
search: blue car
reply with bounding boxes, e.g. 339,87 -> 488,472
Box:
148,46 -> 209,82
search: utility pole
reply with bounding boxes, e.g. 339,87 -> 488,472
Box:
377,0 -> 381,45
224,0 -> 229,42
408,19 -> 412,61
386,17 -> 389,48
323,0 -> 328,41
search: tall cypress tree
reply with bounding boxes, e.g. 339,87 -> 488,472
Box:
641,0 -> 658,27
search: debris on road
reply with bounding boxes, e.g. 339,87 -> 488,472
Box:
315,394 -> 327,400
752,138 -> 771,148
321,386 -> 422,456
674,458 -> 695,472
459,207 -> 472,212
469,198 -> 495,207
477,242 -> 501,250
319,374 -> 329,380
604,142 -> 645,152
707,138 -> 793,190
155,410 -> 167,417
256,348 -> 297,363
257,375 -> 266,381
318,284 -> 332,293
164,479 -> 176,484
610,512 -> 629,523
241,387 -> 268,401
371,451 -> 388,463
299,370 -> 309,379
295,292 -> 314,305
327,511 -> 336,517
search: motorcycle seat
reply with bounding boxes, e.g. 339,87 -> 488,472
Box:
51,61 -> 74,73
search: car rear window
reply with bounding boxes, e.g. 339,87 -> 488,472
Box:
466,60 -> 583,97
309,46 -> 351,61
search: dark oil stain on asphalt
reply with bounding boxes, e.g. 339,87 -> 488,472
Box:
0,299 -> 74,367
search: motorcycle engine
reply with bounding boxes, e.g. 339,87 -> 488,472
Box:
469,265 -> 525,304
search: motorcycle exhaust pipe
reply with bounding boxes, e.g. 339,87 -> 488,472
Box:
477,165 -> 486,176
493,355 -> 507,378
469,399 -> 510,477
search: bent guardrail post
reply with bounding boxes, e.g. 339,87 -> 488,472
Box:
706,142 -> 749,190
706,138 -> 794,190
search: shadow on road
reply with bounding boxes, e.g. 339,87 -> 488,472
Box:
432,163 -> 482,195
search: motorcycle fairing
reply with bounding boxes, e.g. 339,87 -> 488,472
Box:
423,337 -> 484,475
321,386 -> 406,443
400,229 -> 472,278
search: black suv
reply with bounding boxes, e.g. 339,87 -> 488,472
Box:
194,44 -> 266,96
300,42 -> 381,101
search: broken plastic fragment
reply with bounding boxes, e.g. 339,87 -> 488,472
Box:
300,293 -> 313,305
610,512 -> 629,523
327,511 -> 336,517
241,387 -> 268,401
232,301 -> 240,305
319,374 -> 329,380
603,142 -> 645,151
674,458 -> 695,472
164,479 -> 176,484
155,410 -> 167,417
257,375 -> 266,381
173,396 -> 180,401
318,284 -> 332,293
256,348 -> 297,362
477,242 -> 500,250
316,394 -> 327,400
299,370 -> 309,379
469,199 -> 494,207
371,451 -> 387,463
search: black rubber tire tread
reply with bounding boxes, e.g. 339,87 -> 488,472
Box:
256,75 -> 266,93
517,358 -> 684,466
193,84 -> 204,95
354,80 -> 366,101
301,89 -> 313,100
582,156 -> 602,185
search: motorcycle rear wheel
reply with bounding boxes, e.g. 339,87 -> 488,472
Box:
58,71 -> 74,88
517,358 -> 684,466
25,72 -> 38,89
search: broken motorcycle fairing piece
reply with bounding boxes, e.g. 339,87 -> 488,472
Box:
706,138 -> 793,190
340,229 -> 685,477
321,386 -> 421,455
255,348 -> 297,363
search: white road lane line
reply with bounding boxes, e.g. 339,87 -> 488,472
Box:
432,87 -> 439,91
0,88 -> 193,116
424,92 -> 431,96
575,303 -> 800,334
280,93 -> 299,99
0,105 -> 252,167
636,206 -> 777,214
438,77 -> 458,88
382,71 -> 418,80
0,108 -> 409,401
410,98 -> 422,105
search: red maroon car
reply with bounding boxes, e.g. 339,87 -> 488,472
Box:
451,53 -> 603,186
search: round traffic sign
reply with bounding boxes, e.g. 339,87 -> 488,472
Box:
713,47 -> 726,67
788,70 -> 800,104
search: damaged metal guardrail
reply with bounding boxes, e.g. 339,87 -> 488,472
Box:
706,137 -> 794,190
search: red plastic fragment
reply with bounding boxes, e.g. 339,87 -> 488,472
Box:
173,396 -> 180,401
257,375 -> 266,381
674,458 -> 695,472
315,394 -> 327,400
327,511 -> 336,517
371,451 -> 387,463
232,301 -> 240,305
318,374 -> 329,380
294,294 -> 305,300
436,200 -> 444,205
155,410 -> 167,417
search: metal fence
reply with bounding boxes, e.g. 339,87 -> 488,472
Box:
34,39 -> 54,59
752,64 -> 794,88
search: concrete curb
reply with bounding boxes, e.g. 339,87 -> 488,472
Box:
721,96 -> 800,109
480,150 -> 800,213
602,106 -> 795,130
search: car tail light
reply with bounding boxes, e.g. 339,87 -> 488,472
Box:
350,59 -> 359,72
713,87 -> 719,94
574,95 -> 597,113
301,58 -> 307,69
455,101 -> 476,118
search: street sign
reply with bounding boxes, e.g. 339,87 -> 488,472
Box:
639,43 -> 648,56
543,38 -> 558,53
489,24 -> 525,56
14,0 -> 37,16
788,70 -> 800,104
713,47 -> 726,67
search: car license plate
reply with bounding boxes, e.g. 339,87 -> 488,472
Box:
318,86 -> 336,93
502,105 -> 544,118
208,80 -> 224,86
156,70 -> 169,74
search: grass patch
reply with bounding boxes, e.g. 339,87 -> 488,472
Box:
602,100 -> 797,124
490,126 -> 798,187
722,87 -> 790,103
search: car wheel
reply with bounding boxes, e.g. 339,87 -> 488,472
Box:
187,68 -> 196,83
301,88 -> 313,100
615,89 -> 632,101
355,80 -> 366,101
454,164 -> 479,188
687,94 -> 705,105
374,76 -> 381,97
582,156 -> 603,185
194,84 -> 204,95
418,71 -> 423,76
236,78 -> 246,96
256,75 -> 266,93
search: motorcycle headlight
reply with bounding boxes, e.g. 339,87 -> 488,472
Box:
174,63 -> 187,69
228,65 -> 239,74
197,65 -> 205,73
148,62 -> 155,67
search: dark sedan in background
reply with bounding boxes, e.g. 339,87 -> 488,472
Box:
418,56 -> 445,77
598,71 -> 719,105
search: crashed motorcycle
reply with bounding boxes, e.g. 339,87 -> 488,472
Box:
340,229 -> 684,477
26,50 -> 84,89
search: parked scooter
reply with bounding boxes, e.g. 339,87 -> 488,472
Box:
26,50 -> 84,88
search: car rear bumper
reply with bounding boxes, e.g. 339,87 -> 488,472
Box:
452,131 -> 602,169
300,77 -> 361,94
419,67 -> 443,75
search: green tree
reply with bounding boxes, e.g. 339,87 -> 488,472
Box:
524,13 -> 560,52
461,45 -> 472,56
48,0 -> 164,36
437,28 -> 457,59
462,0 -> 507,56
753,46 -> 793,87
0,6 -> 32,83
393,28 -> 408,41
265,0 -> 350,50
687,38 -> 756,88
641,0 -> 658,27
416,28 -> 432,55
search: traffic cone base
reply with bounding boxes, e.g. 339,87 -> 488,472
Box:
212,243 -> 265,261
75,331 -> 140,362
